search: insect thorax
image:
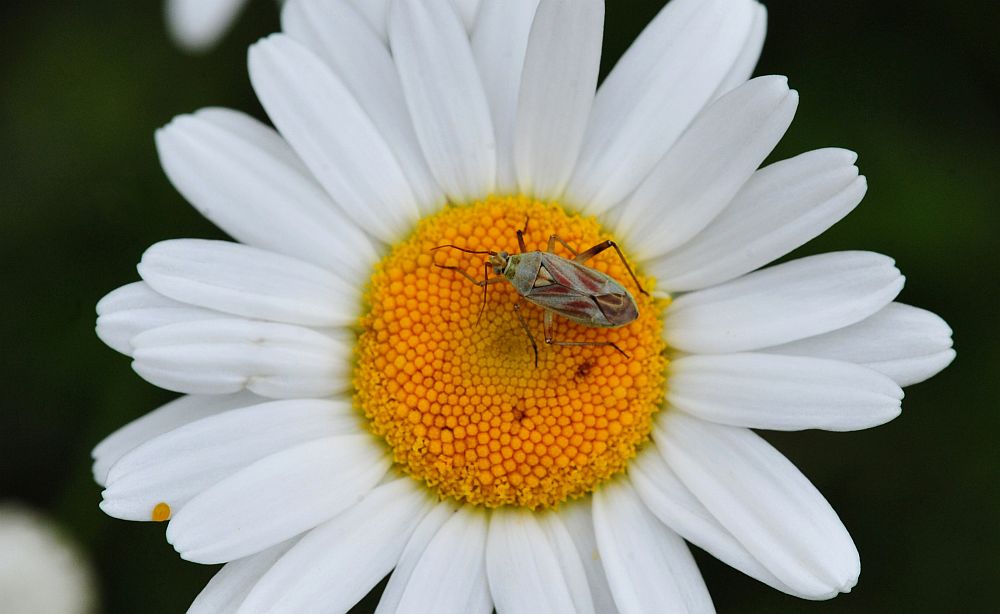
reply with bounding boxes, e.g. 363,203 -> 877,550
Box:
502,254 -> 521,280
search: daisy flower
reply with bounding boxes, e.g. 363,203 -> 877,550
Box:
0,503 -> 98,614
166,0 -> 481,51
97,0 -> 955,611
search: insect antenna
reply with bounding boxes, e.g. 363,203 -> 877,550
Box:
431,244 -> 497,256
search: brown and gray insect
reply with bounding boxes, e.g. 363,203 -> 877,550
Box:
433,219 -> 648,366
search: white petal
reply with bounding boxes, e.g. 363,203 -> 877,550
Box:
166,0 -> 249,51
668,353 -> 903,431
97,280 -> 183,313
513,0 -> 603,201
451,0 -> 481,31
593,479 -> 714,613
711,2 -> 767,98
248,34 -> 420,243
614,76 -> 798,260
156,108 -> 378,279
537,513 -> 598,614
393,506 -> 492,614
390,0 -> 496,202
100,399 -> 360,521
566,0 -> 759,211
237,478 -> 433,614
470,0 -> 540,192
664,251 -> 904,354
188,539 -> 297,614
167,435 -> 390,564
629,446 -> 804,597
353,0 -> 479,39
349,0 -> 389,39
281,0 -> 445,214
873,350 -> 955,387
649,148 -> 866,292
486,509 -> 593,614
92,391 -> 262,486
138,239 -> 359,327
558,501 -> 619,614
131,319 -> 351,398
657,412 -> 860,598
375,502 -> 459,614
764,302 -> 955,387
96,282 -> 225,356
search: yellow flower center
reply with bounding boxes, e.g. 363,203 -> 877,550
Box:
355,196 -> 667,509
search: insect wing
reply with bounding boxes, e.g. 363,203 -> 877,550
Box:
540,255 -> 609,294
525,255 -> 636,327
525,283 -> 610,326
593,292 -> 638,326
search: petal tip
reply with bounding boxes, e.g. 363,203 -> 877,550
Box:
247,33 -> 286,65
757,74 -> 790,92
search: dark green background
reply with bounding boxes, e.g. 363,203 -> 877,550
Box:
1,1 -> 996,612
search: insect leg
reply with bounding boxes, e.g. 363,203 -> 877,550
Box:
574,240 -> 648,295
546,234 -> 579,257
543,309 -> 630,359
543,309 -> 555,342
546,339 -> 631,359
516,216 -> 530,253
436,264 -> 504,324
513,301 -> 539,368
478,261 -> 490,323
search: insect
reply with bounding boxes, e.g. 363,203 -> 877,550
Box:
433,219 -> 648,367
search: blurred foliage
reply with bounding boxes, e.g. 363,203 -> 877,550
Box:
0,0 -> 996,612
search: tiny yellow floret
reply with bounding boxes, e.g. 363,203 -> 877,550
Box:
151,502 -> 171,522
355,196 -> 667,509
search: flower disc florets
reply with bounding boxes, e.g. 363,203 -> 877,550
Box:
355,196 -> 667,508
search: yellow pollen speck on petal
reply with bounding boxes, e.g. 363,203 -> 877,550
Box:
354,196 -> 668,509
151,502 -> 171,522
